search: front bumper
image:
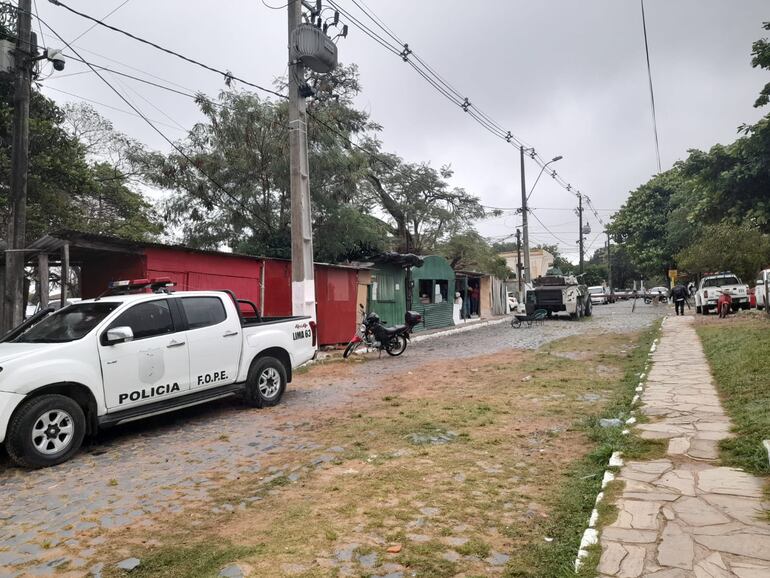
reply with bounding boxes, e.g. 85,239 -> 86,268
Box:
0,391 -> 25,444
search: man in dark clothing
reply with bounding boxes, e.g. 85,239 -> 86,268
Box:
671,283 -> 688,316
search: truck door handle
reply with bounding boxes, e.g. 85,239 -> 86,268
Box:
167,340 -> 186,348
222,331 -> 239,337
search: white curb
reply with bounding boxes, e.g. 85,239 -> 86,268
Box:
411,316 -> 510,343
574,329 -> 657,573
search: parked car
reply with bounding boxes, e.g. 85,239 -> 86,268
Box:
0,278 -> 317,468
647,286 -> 669,300
756,269 -> 770,310
588,286 -> 608,305
695,272 -> 749,314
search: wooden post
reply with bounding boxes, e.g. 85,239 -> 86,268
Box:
38,253 -> 48,309
60,243 -> 69,308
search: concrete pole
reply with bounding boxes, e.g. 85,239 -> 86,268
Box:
606,231 -> 614,301
520,146 -> 530,286
516,228 -> 523,302
288,1 -> 316,319
3,0 -> 33,332
37,252 -> 48,309
578,194 -> 585,274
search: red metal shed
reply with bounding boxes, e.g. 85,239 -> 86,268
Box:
29,231 -> 364,347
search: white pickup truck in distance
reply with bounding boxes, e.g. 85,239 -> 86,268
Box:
695,272 -> 750,314
0,279 -> 317,468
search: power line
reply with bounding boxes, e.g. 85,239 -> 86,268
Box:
69,0 -> 131,45
640,0 -> 662,173
46,0 -> 287,100
43,85 -> 186,131
332,0 -> 598,201
37,15 -> 274,230
528,210 -> 572,246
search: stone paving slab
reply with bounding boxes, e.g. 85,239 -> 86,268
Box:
599,316 -> 770,577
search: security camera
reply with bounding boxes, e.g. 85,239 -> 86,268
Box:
46,49 -> 65,72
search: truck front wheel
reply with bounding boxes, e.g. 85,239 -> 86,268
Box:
244,356 -> 287,408
6,394 -> 86,469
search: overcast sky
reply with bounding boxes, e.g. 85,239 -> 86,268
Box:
34,0 -> 769,260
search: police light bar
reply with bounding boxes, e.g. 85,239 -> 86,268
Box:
108,278 -> 150,289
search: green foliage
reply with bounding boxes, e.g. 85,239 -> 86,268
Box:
439,230 -> 510,278
751,21 -> 770,108
676,222 -> 770,282
608,22 -> 770,280
0,84 -> 160,243
366,158 -> 486,253
135,66 -> 396,262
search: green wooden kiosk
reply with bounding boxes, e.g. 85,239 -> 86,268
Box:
368,261 -> 408,327
410,255 -> 456,331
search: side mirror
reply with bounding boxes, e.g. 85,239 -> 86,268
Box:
105,326 -> 134,345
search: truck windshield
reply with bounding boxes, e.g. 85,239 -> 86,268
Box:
703,276 -> 740,288
15,302 -> 120,343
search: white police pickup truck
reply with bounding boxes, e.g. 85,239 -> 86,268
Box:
695,272 -> 750,314
0,279 -> 317,468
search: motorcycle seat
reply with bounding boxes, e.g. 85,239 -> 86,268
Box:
384,324 -> 407,335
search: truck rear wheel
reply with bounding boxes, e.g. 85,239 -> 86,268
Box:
6,394 -> 86,469
244,356 -> 287,408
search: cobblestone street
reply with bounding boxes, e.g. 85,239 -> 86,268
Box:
598,316 -> 770,577
0,302 -> 662,577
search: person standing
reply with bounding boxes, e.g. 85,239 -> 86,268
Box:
671,282 -> 688,316
470,284 -> 480,316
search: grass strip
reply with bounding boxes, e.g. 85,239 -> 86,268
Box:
505,320 -> 663,577
697,317 -> 770,475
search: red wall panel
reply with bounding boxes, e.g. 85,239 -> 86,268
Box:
262,260 -> 292,317
315,266 -> 358,346
80,253 -> 146,298
144,247 -> 262,306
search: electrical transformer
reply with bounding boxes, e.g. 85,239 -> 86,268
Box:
290,23 -> 337,74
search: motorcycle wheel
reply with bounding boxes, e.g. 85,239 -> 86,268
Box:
343,340 -> 361,359
386,335 -> 408,356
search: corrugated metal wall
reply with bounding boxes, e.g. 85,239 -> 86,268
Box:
367,265 -> 407,328
410,256 -> 456,332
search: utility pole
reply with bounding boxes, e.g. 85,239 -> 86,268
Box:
577,193 -> 585,274
516,228 -> 523,301
519,145 -> 530,286
606,231 -> 613,301
288,0 -> 315,319
3,0 -> 33,333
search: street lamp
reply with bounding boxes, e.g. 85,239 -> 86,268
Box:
527,155 -> 563,201
519,151 -> 562,296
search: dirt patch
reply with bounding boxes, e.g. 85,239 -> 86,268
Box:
91,332 -> 642,577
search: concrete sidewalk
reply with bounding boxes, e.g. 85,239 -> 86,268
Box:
598,316 -> 770,577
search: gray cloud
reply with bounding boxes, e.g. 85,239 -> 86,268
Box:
36,0 -> 769,258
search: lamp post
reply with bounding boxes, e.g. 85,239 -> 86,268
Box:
520,151 -> 562,291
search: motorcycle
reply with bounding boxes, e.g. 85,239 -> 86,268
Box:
343,306 -> 422,358
717,290 -> 732,318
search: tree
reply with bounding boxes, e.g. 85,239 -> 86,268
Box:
365,158 -> 486,253
439,230 -> 509,278
0,81 -> 160,243
751,21 -> 770,108
676,223 -> 770,283
607,169 -> 686,278
532,243 -> 574,273
136,65 -> 388,261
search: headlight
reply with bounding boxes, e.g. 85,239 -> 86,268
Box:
359,324 -> 366,332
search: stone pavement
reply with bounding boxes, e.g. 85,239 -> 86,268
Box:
598,316 -> 770,577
